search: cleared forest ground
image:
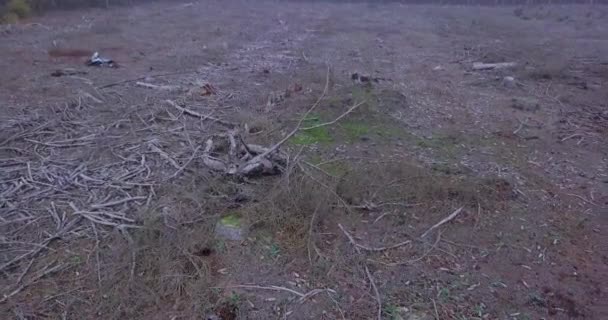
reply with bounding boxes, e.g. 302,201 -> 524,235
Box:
1,1 -> 607,319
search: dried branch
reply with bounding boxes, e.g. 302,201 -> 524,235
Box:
250,65 -> 331,161
337,224 -> 410,252
148,142 -> 180,170
166,99 -> 236,128
338,223 -> 382,320
166,146 -> 201,180
90,196 -> 147,209
420,207 -> 464,238
0,217 -> 80,273
135,81 -> 180,91
365,265 -> 382,320
218,284 -> 336,303
1,263 -> 65,304
301,101 -> 365,130
374,231 -> 442,266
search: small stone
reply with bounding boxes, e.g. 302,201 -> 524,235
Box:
503,76 -> 516,88
215,214 -> 246,241
510,97 -> 540,112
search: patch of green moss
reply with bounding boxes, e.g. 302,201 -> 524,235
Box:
290,115 -> 333,145
340,121 -> 371,141
292,128 -> 332,145
220,213 -> 242,227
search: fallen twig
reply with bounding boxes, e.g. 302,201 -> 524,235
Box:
560,133 -> 583,142
217,285 -> 336,303
0,217 -> 80,273
565,193 -> 599,207
135,81 -> 181,91
338,223 -> 382,320
148,142 -> 180,170
301,101 -> 365,130
374,231 -> 442,266
167,146 -> 201,180
432,298 -> 440,320
250,65 -> 331,161
365,265 -> 382,320
166,99 -> 236,128
97,70 -> 198,89
420,207 -> 464,238
1,263 -> 65,304
337,224 -> 411,252
90,196 -> 147,209
472,62 -> 517,70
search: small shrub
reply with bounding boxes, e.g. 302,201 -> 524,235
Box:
513,7 -> 524,18
6,0 -> 31,19
1,12 -> 19,24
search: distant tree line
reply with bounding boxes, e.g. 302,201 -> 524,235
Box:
295,0 -> 606,4
0,0 -> 161,11
1,0 -> 606,18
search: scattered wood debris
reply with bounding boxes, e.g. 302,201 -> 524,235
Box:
473,62 -> 517,70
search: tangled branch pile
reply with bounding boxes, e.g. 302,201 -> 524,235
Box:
0,65 -> 365,315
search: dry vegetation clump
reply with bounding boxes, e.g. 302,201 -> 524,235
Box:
336,161 -> 513,214
1,0 -> 30,23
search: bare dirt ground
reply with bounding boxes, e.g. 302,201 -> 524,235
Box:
1,1 -> 608,319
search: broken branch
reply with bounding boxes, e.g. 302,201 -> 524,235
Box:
420,207 -> 464,238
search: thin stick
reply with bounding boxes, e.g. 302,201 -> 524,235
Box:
301,101 -> 365,130
135,81 -> 179,91
338,224 -> 410,252
219,284 -> 305,297
432,298 -> 440,320
166,100 -> 236,128
0,238 -> 54,273
223,285 -> 335,304
365,265 -> 382,320
308,203 -> 321,265
375,232 -> 442,266
326,291 -> 346,320
97,70 -> 198,89
253,66 -> 331,160
561,133 -> 582,142
91,222 -> 102,287
513,118 -> 527,135
90,196 -> 146,209
339,225 -> 381,320
15,258 -> 35,284
167,146 -> 201,180
0,263 -> 64,304
338,223 -> 361,254
420,207 -> 464,238
565,193 -> 599,207
373,212 -> 392,224
148,143 -> 180,170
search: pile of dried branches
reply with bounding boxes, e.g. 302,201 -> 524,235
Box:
0,67 -> 362,314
